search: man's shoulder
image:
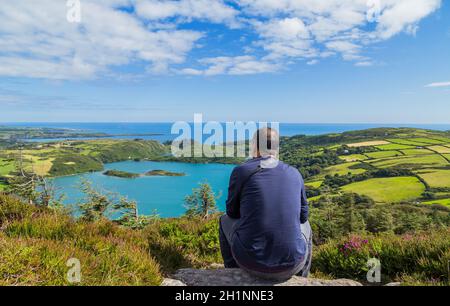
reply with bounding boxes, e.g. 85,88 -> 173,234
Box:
233,158 -> 260,174
279,161 -> 303,178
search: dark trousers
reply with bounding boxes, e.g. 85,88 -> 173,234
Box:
219,215 -> 313,280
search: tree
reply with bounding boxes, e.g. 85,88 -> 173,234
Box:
78,179 -> 113,222
341,202 -> 366,234
78,178 -> 158,227
113,197 -> 159,229
366,207 -> 394,233
184,182 -> 220,219
6,145 -> 64,208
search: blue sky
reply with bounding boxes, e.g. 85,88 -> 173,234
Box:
0,0 -> 449,123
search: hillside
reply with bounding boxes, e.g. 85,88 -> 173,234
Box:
0,194 -> 448,286
0,139 -> 167,182
280,128 -> 450,208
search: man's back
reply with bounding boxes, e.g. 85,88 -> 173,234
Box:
226,157 -> 309,273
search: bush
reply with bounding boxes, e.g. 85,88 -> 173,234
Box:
0,194 -> 162,285
312,228 -> 450,284
144,216 -> 222,273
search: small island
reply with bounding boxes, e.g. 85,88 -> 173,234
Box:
103,170 -> 140,178
103,169 -> 185,178
145,170 -> 185,177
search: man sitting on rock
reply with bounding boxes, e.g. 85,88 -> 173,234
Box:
219,127 -> 312,281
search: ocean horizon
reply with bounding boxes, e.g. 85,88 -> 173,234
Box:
3,122 -> 450,143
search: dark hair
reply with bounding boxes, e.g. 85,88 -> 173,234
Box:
256,127 -> 279,152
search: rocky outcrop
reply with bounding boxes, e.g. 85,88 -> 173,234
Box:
162,268 -> 363,286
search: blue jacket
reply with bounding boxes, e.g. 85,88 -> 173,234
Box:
226,157 -> 309,273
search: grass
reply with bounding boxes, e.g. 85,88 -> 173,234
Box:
323,162 -> 367,176
423,198 -> 450,207
386,138 -> 431,146
341,177 -> 426,203
346,140 -> 390,147
375,144 -> 416,151
0,139 -> 167,178
365,151 -> 402,159
0,194 -> 162,286
410,138 -> 447,145
370,154 -> 448,169
339,154 -> 368,162
305,181 -> 323,188
401,149 -> 435,156
0,159 -> 15,176
416,169 -> 450,188
428,145 -> 450,154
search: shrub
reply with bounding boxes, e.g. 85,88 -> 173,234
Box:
144,216 -> 222,273
312,228 -> 450,284
0,194 -> 162,285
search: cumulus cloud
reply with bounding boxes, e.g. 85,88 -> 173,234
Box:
0,0 -> 442,79
0,0 -> 203,79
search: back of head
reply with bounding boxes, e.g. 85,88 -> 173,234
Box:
250,127 -> 280,158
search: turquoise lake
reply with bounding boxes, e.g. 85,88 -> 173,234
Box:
52,161 -> 235,218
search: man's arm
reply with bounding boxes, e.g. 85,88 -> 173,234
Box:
226,167 -> 241,219
300,181 -> 309,224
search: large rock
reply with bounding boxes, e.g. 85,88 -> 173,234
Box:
163,268 -> 362,286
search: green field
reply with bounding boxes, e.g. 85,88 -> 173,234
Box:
375,143 -> 416,150
423,198 -> 450,207
339,154 -> 368,162
410,138 -> 447,145
428,145 -> 450,154
0,139 -> 167,178
386,139 -> 431,146
365,151 -> 402,159
400,149 -> 434,155
0,159 -> 15,176
305,180 -> 323,188
416,169 -> 450,188
370,154 -> 448,169
323,162 -> 366,176
341,177 -> 426,203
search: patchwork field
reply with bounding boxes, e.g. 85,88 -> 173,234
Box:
0,140 -> 167,178
339,154 -> 368,162
305,181 -> 323,188
386,139 -> 431,146
416,169 -> 450,188
369,155 -> 448,169
323,162 -> 366,176
347,140 -> 390,147
341,177 -> 426,203
423,198 -> 450,207
317,130 -> 450,205
375,143 -> 416,150
365,151 -> 402,159
428,145 -> 450,154
400,149 -> 434,155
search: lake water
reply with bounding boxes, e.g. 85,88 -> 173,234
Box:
52,161 -> 235,218
9,122 -> 450,217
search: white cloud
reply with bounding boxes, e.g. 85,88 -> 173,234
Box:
236,0 -> 441,67
307,59 -> 319,65
425,81 -> 450,88
0,0 -> 203,79
0,0 -> 442,78
179,56 -> 280,76
135,0 -> 239,26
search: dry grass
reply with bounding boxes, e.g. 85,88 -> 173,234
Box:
347,140 -> 390,147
